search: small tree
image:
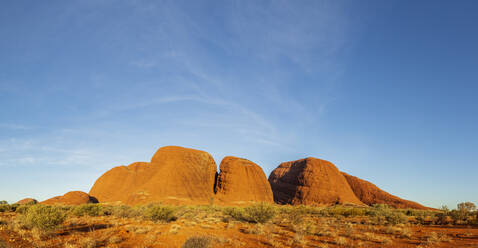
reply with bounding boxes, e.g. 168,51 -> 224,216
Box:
457,202 -> 476,212
440,205 -> 449,212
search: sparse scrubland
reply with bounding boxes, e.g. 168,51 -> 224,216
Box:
0,202 -> 477,247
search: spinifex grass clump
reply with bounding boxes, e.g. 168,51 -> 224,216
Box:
142,205 -> 177,223
71,204 -> 104,217
0,204 -> 16,213
107,205 -> 139,218
321,206 -> 367,217
224,202 -> 276,224
366,204 -> 408,225
15,205 -> 32,214
182,236 -> 211,248
20,204 -> 67,231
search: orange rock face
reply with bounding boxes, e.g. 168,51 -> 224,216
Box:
268,157 -> 364,206
41,191 -> 97,205
16,198 -> 38,205
214,156 -> 273,205
341,172 -> 432,210
88,162 -> 151,204
89,146 -> 217,205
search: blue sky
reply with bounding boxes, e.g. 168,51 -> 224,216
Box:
1,0 -> 477,208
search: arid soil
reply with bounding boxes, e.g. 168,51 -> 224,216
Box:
1,204 -> 477,248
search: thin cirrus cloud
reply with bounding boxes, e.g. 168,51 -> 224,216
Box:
0,0 -> 350,203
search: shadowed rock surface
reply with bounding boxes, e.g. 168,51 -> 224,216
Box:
15,198 -> 38,205
269,157 -> 364,206
342,172 -> 433,210
89,146 -> 217,205
215,156 -> 273,205
42,191 -> 97,205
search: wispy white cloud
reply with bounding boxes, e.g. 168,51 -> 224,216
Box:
129,59 -> 157,69
0,0 -> 350,178
0,136 -> 115,169
0,123 -> 35,130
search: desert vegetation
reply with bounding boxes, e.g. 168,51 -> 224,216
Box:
0,201 -> 477,247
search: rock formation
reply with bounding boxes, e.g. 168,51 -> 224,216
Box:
214,156 -> 273,205
89,146 -> 217,205
342,172 -> 432,210
16,198 -> 38,205
89,146 -> 428,209
268,157 -> 364,206
42,191 -> 97,205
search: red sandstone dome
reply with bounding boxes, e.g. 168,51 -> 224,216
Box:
215,156 -> 273,205
268,157 -> 364,206
89,146 -> 217,205
41,191 -> 97,205
342,172 -> 433,210
16,198 -> 38,205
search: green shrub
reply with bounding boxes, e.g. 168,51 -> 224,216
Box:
0,201 -> 7,205
372,204 -> 391,210
181,236 -> 211,248
436,212 -> 453,225
225,203 -> 276,224
0,204 -> 14,213
324,207 -> 367,217
15,205 -> 32,214
143,205 -> 176,223
366,206 -> 407,225
244,203 -> 276,223
385,211 -> 408,225
449,209 -> 468,223
108,205 -> 138,218
20,205 -> 66,231
71,204 -> 103,217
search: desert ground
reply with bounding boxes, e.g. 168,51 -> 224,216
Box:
1,203 -> 477,248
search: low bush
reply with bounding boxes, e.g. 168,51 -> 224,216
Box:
225,203 -> 276,224
244,203 -> 276,223
182,236 -> 211,248
15,205 -> 32,214
108,205 -> 139,218
71,204 -> 103,217
385,211 -> 408,225
366,206 -> 407,225
372,204 -> 391,210
142,205 -> 176,223
20,205 -> 67,231
0,204 -> 14,213
323,206 -> 367,217
223,207 -> 245,221
449,209 -> 468,223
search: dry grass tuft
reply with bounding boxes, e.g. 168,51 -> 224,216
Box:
78,237 -> 97,248
169,224 -> 181,234
181,236 -> 211,248
334,236 -> 347,246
